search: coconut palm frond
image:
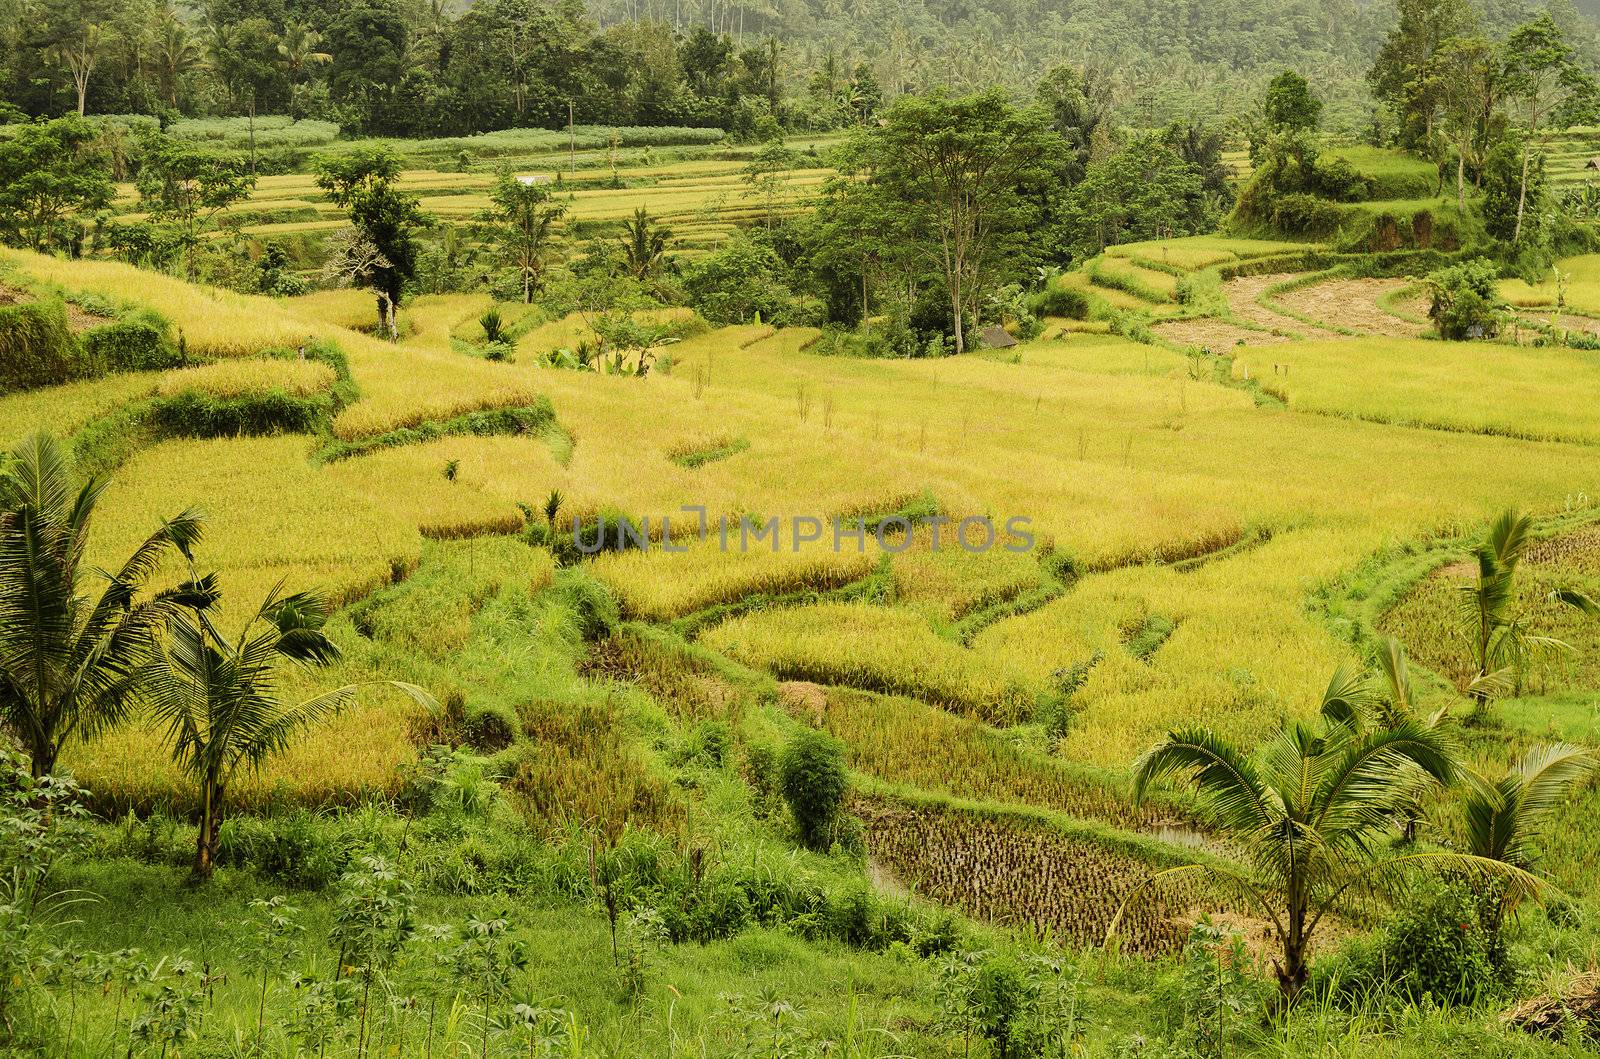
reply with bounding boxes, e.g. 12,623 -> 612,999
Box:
1132,727 -> 1274,834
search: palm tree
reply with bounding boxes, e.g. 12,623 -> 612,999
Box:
147,576 -> 433,880
0,434 -> 202,778
1464,742 -> 1596,935
1460,509 -> 1595,712
1117,663 -> 1540,1003
620,207 -> 670,281
276,20 -> 331,92
154,14 -> 203,108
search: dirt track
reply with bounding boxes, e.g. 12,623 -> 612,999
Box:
1153,318 -> 1287,349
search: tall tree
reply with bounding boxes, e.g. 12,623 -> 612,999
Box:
153,11 -> 203,109
313,145 -> 423,338
1459,509 -> 1597,711
39,0 -> 118,115
325,4 -> 408,133
1465,742 -> 1596,936
1063,134 -> 1215,256
847,90 -> 1067,354
276,19 -> 332,115
147,576 -> 432,880
1368,0 -> 1478,148
0,116 -> 112,253
1036,61 -> 1117,184
1501,14 -> 1600,243
135,131 -> 255,279
1263,69 -> 1323,132
1427,36 -> 1500,209
742,136 -> 801,230
0,434 -> 203,779
480,169 -> 566,303
619,206 -> 670,281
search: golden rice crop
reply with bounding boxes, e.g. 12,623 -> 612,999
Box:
46,249 -> 1600,828
279,288 -> 381,331
400,293 -> 495,348
321,435 -> 556,538
0,372 -> 159,446
64,686 -> 427,813
1383,524 -> 1600,697
591,539 -> 877,620
510,697 -> 683,835
90,434 -> 420,608
2,249 -> 311,356
1092,256 -> 1179,298
1234,336 -> 1600,443
1104,235 -> 1309,271
331,333 -> 546,439
701,601 -> 1036,721
890,527 -> 1045,622
1013,334 -> 1187,375
154,359 -> 335,398
817,686 -> 1176,829
1500,253 -> 1600,312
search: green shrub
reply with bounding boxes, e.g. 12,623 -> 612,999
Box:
779,730 -> 848,850
671,719 -> 732,768
1426,257 -> 1502,340
1317,879 -> 1513,1006
1381,881 -> 1510,1004
858,314 -> 923,359
0,297 -> 83,392
1027,284 -> 1090,320
742,742 -> 783,817
1482,138 -> 1543,246
1311,157 -> 1368,202
80,309 -> 182,372
149,388 -> 332,436
479,307 -> 506,343
1269,193 -> 1347,237
462,703 -> 520,752
558,571 -> 620,642
216,810 -> 351,889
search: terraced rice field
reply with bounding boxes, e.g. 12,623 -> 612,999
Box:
114,155 -> 832,257
11,228 -> 1600,941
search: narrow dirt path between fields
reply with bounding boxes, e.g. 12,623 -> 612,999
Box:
1153,317 -> 1289,349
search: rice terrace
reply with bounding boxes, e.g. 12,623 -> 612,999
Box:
14,0 -> 1600,1055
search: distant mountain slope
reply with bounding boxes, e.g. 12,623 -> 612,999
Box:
585,0 -> 1598,130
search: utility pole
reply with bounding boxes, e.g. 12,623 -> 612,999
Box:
568,101 -> 576,175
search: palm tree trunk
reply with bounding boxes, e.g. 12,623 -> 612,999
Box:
1514,145 -> 1531,244
29,739 -> 55,780
193,774 -> 222,880
1275,874 -> 1310,1004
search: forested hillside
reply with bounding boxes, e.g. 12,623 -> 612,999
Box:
583,0 -> 1600,128
5,0 -> 1599,140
